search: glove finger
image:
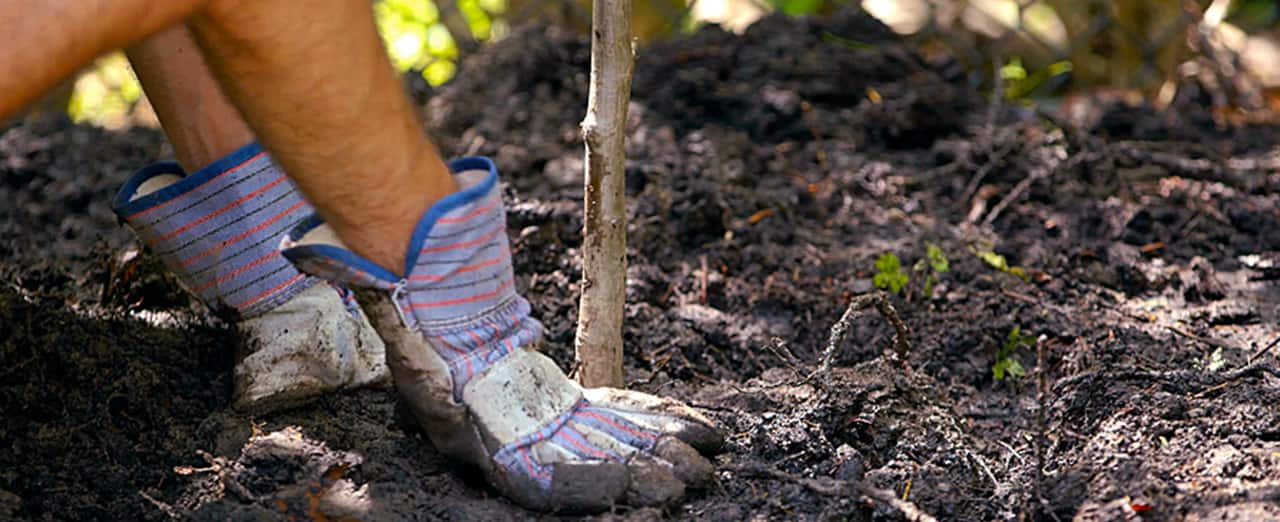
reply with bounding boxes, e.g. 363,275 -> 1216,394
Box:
652,436 -> 716,489
546,460 -> 629,512
622,453 -> 686,507
583,387 -> 725,453
559,414 -> 710,493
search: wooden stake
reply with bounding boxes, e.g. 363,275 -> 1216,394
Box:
574,0 -> 633,388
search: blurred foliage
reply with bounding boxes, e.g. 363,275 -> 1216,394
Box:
900,0 -> 1280,102
376,0 -> 509,84
766,0 -> 846,17
503,0 -> 697,42
66,53 -> 143,129
767,0 -> 825,17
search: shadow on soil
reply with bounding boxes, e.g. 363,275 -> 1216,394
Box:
5,7 -> 1280,521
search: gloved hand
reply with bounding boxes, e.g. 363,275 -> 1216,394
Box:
282,157 -> 723,512
113,143 -> 388,412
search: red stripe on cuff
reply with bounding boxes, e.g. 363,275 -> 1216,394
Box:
195,249 -> 277,293
410,277 -> 514,309
151,175 -> 288,244
179,199 -> 307,267
408,252 -> 504,282
419,224 -> 504,254
126,152 -> 267,220
437,194 -> 499,224
231,273 -> 306,310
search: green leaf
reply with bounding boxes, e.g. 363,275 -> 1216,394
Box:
1006,326 -> 1036,349
873,271 -> 908,295
873,272 -> 891,290
768,0 -> 824,16
926,243 -> 950,273
1006,326 -> 1021,343
872,252 -> 909,294
993,326 -> 1034,380
875,252 -> 901,274
977,250 -> 1009,271
1007,359 -> 1026,378
1008,266 -> 1029,281
992,356 -> 1026,380
1000,57 -> 1027,81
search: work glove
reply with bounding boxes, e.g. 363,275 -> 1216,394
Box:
113,143 -> 388,412
281,157 -> 724,512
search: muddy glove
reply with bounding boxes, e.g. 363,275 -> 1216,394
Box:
113,143 -> 388,412
281,157 -> 724,512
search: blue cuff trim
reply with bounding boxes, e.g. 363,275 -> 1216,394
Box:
112,141 -> 265,217
402,156 -> 500,274
282,213 -> 401,283
280,156 -> 498,283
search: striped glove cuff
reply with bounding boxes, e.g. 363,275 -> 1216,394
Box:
112,142 -> 317,319
281,156 -> 543,396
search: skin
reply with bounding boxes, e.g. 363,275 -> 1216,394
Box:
2,4 -> 724,509
125,25 -> 253,171
0,1 -> 205,121
1,0 -> 456,274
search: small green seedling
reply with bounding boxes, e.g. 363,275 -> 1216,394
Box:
1001,57 -> 1073,100
993,326 -> 1035,380
873,252 -> 909,295
874,245 -> 951,298
974,248 -> 1030,282
914,243 -> 950,298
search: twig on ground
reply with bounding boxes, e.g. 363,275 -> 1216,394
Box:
817,293 -> 911,383
1111,142 -> 1232,182
1032,335 -> 1061,522
1245,334 -> 1280,365
723,462 -> 940,522
749,337 -> 815,390
1054,361 -> 1280,393
764,337 -> 805,372
1166,325 -> 1238,351
960,136 -> 1018,209
138,490 -> 179,519
699,254 -> 709,304
983,152 -> 1078,226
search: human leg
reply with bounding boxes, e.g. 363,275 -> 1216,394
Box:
115,25 -> 388,411
2,0 -> 724,509
180,0 -> 722,510
186,0 -> 457,274
124,24 -> 252,171
2,0 -> 446,271
0,0 -> 206,119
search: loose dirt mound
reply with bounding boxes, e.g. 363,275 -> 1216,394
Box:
5,7 -> 1280,520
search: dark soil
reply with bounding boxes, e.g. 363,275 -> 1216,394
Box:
6,7 -> 1280,521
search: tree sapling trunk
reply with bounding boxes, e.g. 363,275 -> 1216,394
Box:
574,0 -> 633,388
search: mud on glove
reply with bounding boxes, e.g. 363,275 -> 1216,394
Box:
113,143 -> 388,411
281,157 -> 723,512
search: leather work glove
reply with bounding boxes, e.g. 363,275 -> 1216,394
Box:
281,157 -> 724,512
113,143 -> 388,412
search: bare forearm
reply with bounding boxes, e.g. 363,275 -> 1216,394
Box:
0,0 -> 204,120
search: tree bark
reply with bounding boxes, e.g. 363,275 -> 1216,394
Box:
435,0 -> 479,56
574,0 -> 633,389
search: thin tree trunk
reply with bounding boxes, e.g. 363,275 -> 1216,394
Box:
436,0 -> 479,55
574,0 -> 633,389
